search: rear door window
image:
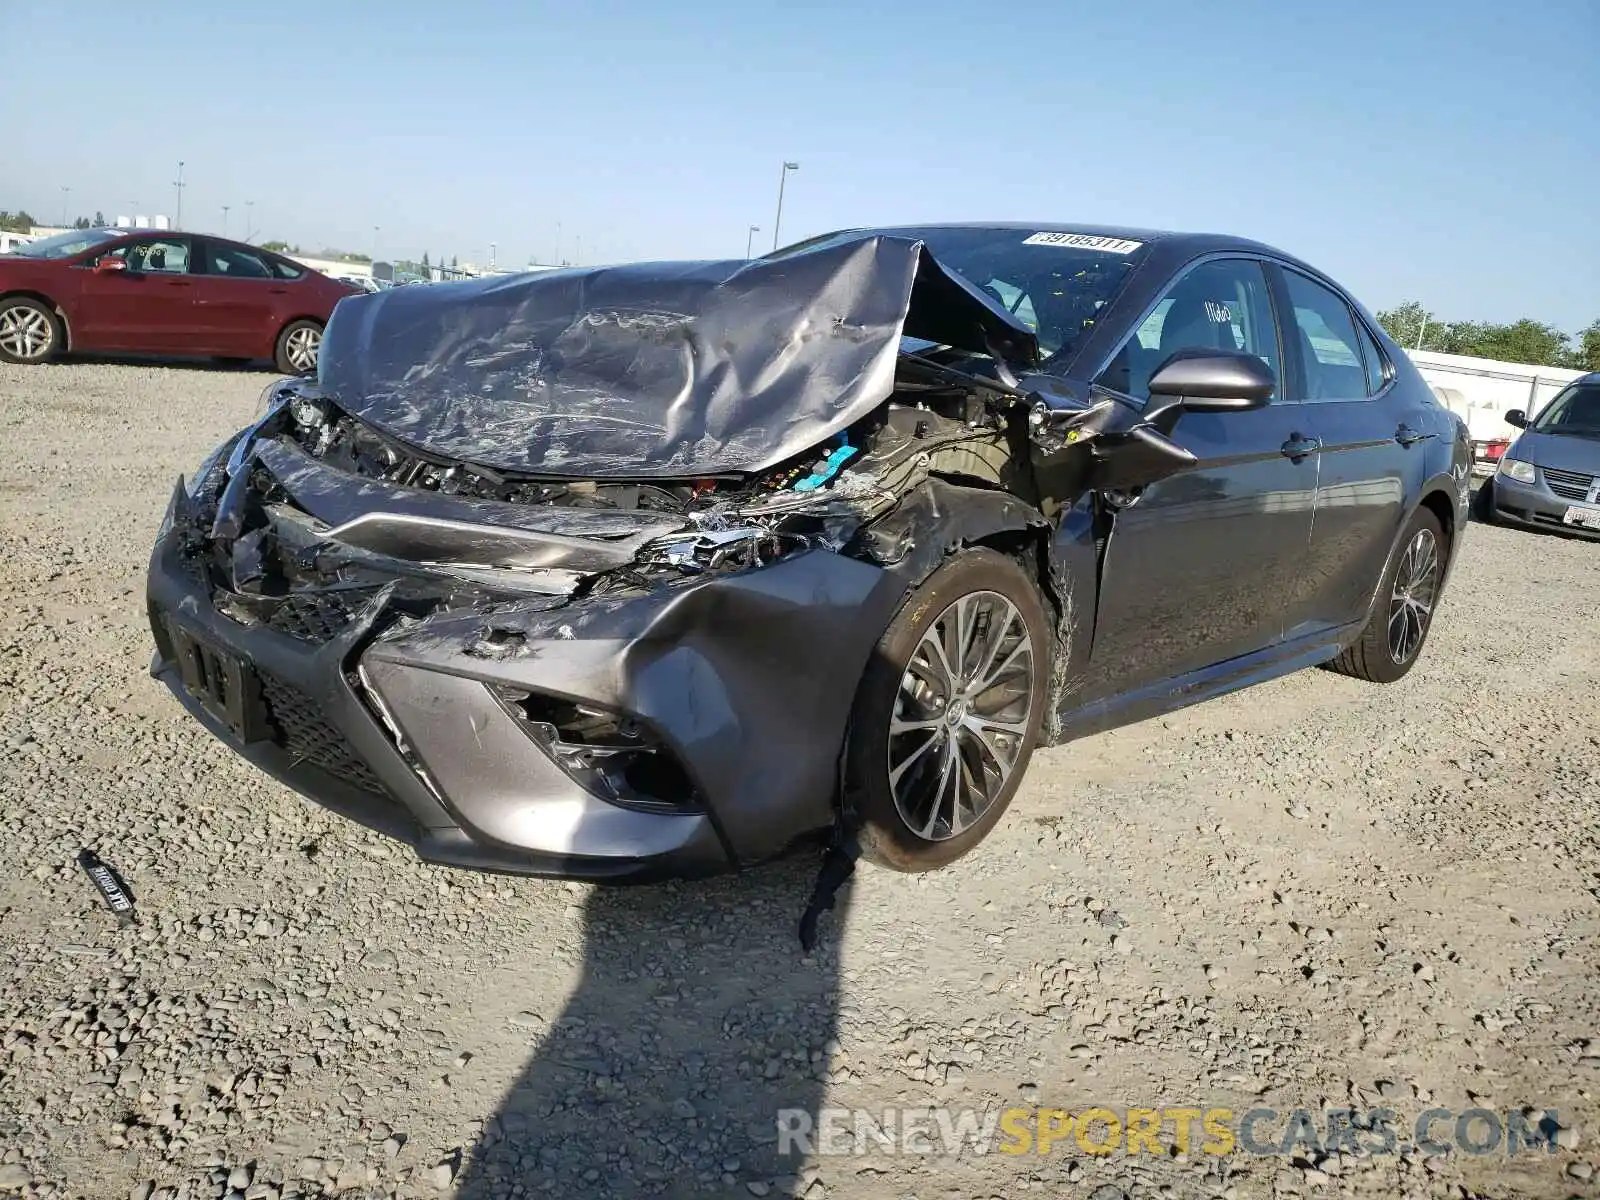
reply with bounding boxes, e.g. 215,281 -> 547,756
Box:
1282,270 -> 1368,401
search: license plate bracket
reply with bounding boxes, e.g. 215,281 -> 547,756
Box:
166,622 -> 270,742
1562,503 -> 1600,530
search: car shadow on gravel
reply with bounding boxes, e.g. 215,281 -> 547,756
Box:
454,857 -> 847,1198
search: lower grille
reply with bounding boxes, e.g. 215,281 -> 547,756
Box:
265,587 -> 381,645
1543,466 -> 1596,501
257,671 -> 387,796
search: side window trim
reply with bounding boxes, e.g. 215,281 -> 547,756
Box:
1092,252 -> 1289,407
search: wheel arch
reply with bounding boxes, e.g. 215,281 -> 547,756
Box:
0,290 -> 72,350
854,476 -> 1087,744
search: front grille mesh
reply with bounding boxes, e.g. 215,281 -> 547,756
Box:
264,587 -> 380,645
257,671 -> 387,796
1543,466 -> 1596,501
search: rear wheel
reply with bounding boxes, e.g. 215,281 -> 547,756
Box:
1325,506 -> 1445,683
847,548 -> 1051,871
274,319 -> 323,375
0,297 -> 62,365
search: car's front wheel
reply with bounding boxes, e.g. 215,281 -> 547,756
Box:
847,547 -> 1051,871
0,297 -> 63,365
1325,506 -> 1446,683
274,319 -> 323,375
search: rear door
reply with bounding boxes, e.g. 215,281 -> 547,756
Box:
1082,257 -> 1320,694
193,239 -> 292,356
1271,266 -> 1414,633
75,236 -> 198,351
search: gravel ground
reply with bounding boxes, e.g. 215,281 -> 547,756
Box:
1,360 -> 1597,1200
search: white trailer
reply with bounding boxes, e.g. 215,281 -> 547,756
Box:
1405,349 -> 1587,476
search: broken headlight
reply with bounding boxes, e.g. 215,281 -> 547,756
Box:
642,526 -> 808,574
492,689 -> 704,815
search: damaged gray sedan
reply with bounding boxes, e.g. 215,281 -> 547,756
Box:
147,224 -> 1469,885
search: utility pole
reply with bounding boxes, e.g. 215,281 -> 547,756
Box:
173,161 -> 185,230
772,161 -> 798,251
746,225 -> 760,258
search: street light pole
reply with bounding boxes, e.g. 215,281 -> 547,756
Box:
244,201 -> 254,242
772,161 -> 798,251
61,186 -> 70,227
221,205 -> 230,237
490,242 -> 497,271
1414,313 -> 1428,352
173,161 -> 185,230
746,225 -> 760,258
372,225 -> 380,263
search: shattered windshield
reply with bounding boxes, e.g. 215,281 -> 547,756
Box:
7,228 -> 123,259
765,226 -> 1148,359
1533,383 -> 1600,438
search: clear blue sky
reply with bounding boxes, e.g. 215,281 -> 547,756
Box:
5,0 -> 1596,330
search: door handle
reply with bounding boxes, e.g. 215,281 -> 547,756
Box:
1280,434 -> 1322,460
1395,424 -> 1436,447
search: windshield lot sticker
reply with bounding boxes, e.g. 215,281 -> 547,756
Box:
1023,232 -> 1144,254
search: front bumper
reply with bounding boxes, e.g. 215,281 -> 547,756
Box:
147,512 -> 906,880
1489,471 -> 1600,539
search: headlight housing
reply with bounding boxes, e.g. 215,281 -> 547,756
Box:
1497,458 -> 1536,484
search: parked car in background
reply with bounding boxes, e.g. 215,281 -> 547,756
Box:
1477,372 -> 1600,536
0,228 -> 361,372
147,223 -> 1469,884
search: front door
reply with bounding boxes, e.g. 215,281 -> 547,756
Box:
1081,257 -> 1320,696
75,236 -> 197,351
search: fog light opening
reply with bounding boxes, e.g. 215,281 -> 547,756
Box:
494,689 -> 703,814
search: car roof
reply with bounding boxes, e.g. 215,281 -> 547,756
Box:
865,220 -> 1303,265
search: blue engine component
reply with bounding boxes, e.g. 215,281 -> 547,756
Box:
792,439 -> 858,492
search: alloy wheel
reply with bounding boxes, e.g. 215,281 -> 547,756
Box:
0,304 -> 54,361
285,326 -> 321,372
887,591 -> 1035,841
1387,527 -> 1439,665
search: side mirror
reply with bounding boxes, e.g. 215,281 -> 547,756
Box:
1147,349 -> 1276,412
1505,409 -> 1528,428
94,257 -> 129,274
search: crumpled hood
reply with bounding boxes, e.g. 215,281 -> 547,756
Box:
315,235 -> 1037,480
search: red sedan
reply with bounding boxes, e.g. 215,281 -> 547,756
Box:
0,228 -> 361,373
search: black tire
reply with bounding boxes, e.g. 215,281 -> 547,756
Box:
274,319 -> 323,375
1471,478 -> 1496,525
1325,506 -> 1446,683
847,548 -> 1051,872
0,296 -> 63,365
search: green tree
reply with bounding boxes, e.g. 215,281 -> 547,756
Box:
1376,301 -> 1436,350
261,240 -> 291,252
0,210 -> 38,234
93,210 -> 106,227
1462,319 -> 1572,368
422,251 -> 430,270
1573,320 -> 1600,373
